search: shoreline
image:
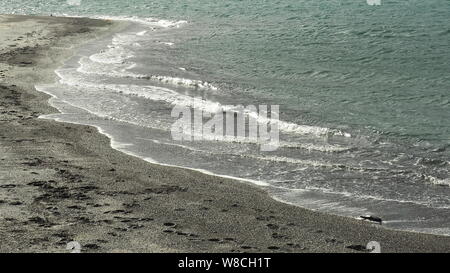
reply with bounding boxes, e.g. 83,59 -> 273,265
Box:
0,14 -> 449,253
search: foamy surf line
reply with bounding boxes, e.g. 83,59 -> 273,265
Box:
35,84 -> 269,188
71,18 -> 219,91
53,13 -> 188,28
78,57 -> 219,91
51,13 -> 348,139
109,138 -> 269,187
53,72 -> 349,139
37,110 -> 269,187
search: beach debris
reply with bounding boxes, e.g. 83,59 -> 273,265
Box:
346,245 -> 368,252
359,215 -> 383,224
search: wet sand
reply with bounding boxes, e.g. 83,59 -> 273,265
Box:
0,14 -> 449,253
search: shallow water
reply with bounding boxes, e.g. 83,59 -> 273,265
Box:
4,0 -> 449,235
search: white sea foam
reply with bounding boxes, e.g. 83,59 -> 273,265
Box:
57,68 -> 348,139
273,184 -> 450,209
427,176 -> 450,187
246,107 -> 349,137
247,155 -> 336,168
159,41 -> 175,46
66,14 -> 188,28
56,70 -> 222,112
279,142 -> 350,152
142,156 -> 270,186
82,28 -> 220,91
88,31 -> 142,64
150,75 -> 218,90
89,45 -> 134,64
136,30 -> 147,36
78,57 -> 219,91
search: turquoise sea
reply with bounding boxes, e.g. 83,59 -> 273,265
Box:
2,0 -> 449,235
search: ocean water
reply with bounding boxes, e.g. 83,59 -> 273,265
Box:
2,0 -> 449,235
